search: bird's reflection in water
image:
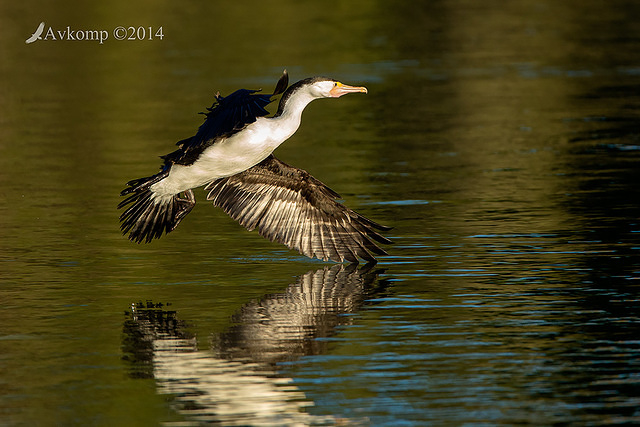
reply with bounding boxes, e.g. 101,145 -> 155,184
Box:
122,263 -> 386,426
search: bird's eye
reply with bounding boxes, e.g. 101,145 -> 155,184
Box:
334,82 -> 338,87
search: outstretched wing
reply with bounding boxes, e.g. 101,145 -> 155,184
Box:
205,155 -> 392,263
163,71 -> 289,166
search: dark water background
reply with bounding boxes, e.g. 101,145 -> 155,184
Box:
2,0 -> 640,425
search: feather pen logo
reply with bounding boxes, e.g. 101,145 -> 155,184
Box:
25,22 -> 45,44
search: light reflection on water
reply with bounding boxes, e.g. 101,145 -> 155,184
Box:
122,265 -> 384,425
1,0 -> 640,425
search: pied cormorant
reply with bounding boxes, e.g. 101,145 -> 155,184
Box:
118,71 -> 391,263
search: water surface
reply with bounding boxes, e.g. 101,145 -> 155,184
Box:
2,0 -> 640,425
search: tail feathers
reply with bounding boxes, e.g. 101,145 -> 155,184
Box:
118,175 -> 196,243
120,170 -> 168,196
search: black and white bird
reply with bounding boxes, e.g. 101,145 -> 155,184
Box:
118,71 -> 391,263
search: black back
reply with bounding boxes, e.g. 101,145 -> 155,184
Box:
162,71 -> 289,166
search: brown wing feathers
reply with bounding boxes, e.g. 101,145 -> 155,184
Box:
205,155 -> 391,263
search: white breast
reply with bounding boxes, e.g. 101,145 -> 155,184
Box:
150,116 -> 301,197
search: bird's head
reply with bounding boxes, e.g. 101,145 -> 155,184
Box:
275,75 -> 368,117
307,78 -> 368,99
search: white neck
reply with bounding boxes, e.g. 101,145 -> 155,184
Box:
269,89 -> 319,138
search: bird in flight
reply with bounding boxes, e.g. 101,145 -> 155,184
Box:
118,71 -> 391,263
25,22 -> 45,44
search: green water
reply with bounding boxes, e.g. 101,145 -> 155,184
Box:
2,0 -> 640,425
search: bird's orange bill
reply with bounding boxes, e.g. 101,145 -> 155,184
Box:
329,82 -> 368,97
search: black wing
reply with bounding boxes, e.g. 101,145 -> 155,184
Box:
205,155 -> 392,263
162,71 -> 289,166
